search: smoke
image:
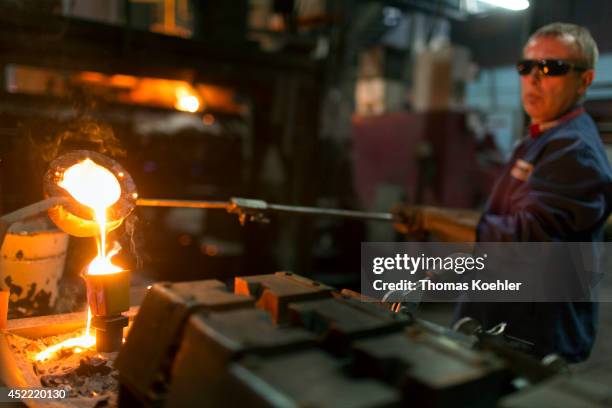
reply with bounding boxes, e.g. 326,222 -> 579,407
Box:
40,117 -> 126,163
121,213 -> 143,271
35,116 -> 143,272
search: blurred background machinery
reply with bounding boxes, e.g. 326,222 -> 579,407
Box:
1,0 -> 612,400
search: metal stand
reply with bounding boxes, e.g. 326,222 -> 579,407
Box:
92,314 -> 129,352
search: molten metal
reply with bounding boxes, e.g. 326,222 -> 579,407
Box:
35,310 -> 96,361
36,157 -> 127,360
88,242 -> 123,276
44,150 -> 138,238
57,158 -> 121,212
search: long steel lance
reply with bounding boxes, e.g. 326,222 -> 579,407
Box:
135,198 -> 231,210
136,198 -> 394,223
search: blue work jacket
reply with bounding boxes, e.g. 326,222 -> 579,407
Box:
456,109 -> 612,362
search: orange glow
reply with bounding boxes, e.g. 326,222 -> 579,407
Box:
174,86 -> 201,112
58,158 -> 121,258
37,159 -> 126,360
87,242 -> 123,276
74,72 -> 205,112
8,65 -> 255,113
58,158 -> 123,273
127,79 -> 203,111
202,113 -> 215,125
201,243 -> 219,256
108,74 -> 139,88
35,309 -> 95,361
178,234 -> 192,246
58,159 -> 121,211
196,84 -> 243,114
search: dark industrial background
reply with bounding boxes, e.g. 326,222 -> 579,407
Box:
4,0 -> 611,283
0,0 -> 611,396
1,0 -> 612,374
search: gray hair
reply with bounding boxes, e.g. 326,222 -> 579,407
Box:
526,22 -> 599,69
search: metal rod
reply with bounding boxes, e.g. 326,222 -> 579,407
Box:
136,198 -> 394,222
136,198 -> 230,210
266,203 -> 394,222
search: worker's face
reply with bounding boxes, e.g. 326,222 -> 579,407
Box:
520,35 -> 594,123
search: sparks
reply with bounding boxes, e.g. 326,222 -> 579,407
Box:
35,309 -> 95,361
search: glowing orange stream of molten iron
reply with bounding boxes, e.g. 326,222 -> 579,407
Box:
35,159 -> 123,361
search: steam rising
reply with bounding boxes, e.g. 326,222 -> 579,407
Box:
39,117 -> 142,271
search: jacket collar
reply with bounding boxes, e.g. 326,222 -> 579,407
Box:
528,106 -> 585,139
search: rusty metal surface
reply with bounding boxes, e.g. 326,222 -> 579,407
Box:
234,272 -> 333,324
1,221 -> 69,318
115,280 -> 253,406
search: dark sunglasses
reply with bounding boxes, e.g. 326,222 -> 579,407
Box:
516,59 -> 589,76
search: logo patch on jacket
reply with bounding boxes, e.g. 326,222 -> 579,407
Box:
510,159 -> 533,181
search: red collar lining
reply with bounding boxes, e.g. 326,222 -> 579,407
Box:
529,107 -> 585,138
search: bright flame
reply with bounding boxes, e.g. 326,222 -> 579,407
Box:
35,309 -> 95,361
174,87 -> 200,112
88,242 -> 123,275
58,158 -> 121,259
58,158 -> 121,211
37,159 -> 125,361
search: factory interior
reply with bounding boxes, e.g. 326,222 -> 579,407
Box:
1,0 -> 612,406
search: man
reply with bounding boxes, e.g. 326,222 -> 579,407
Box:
395,22 -> 612,362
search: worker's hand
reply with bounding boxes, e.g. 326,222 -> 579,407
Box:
391,205 -> 427,235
